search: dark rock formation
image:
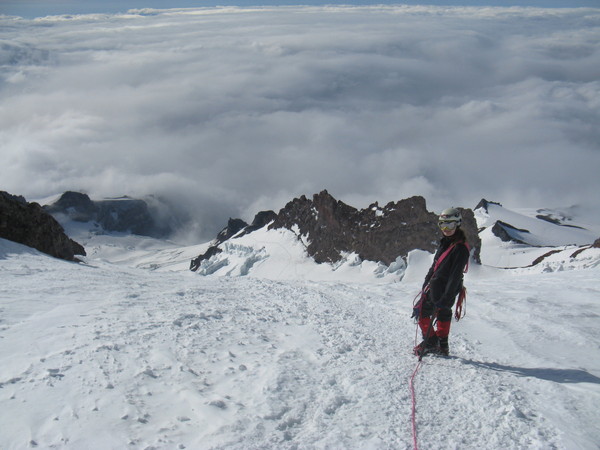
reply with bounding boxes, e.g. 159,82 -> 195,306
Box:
215,218 -> 248,245
269,190 -> 480,264
569,237 -> 600,258
190,211 -> 278,272
213,212 -> 279,245
190,190 -> 481,271
44,191 -> 170,238
240,210 -> 278,237
474,199 -> 502,212
535,214 -> 561,225
531,249 -> 563,266
190,245 -> 223,271
491,220 -> 530,245
535,214 -> 585,230
0,191 -> 86,261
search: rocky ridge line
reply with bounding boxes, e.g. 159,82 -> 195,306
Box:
0,191 -> 85,261
191,190 -> 481,271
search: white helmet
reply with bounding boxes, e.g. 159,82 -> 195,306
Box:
439,207 -> 462,226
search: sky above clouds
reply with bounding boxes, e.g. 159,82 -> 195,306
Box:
1,5 -> 599,240
2,1 -> 600,18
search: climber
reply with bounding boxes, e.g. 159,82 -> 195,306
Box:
413,207 -> 470,356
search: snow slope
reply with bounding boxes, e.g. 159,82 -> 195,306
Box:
476,202 -> 599,248
59,220 -> 407,282
476,202 -> 600,270
1,236 -> 599,449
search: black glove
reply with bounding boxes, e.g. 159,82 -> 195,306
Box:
411,306 -> 419,319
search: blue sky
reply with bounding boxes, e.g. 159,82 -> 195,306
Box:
2,0 -> 599,19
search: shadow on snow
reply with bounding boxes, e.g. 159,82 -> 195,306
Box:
458,359 -> 600,384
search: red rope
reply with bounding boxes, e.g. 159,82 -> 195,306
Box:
410,316 -> 436,449
409,358 -> 422,450
454,286 -> 467,321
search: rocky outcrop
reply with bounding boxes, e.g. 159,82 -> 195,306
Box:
491,220 -> 530,245
568,237 -> 600,259
474,199 -> 502,212
190,190 -> 481,271
240,210 -> 278,237
44,191 -> 171,238
269,190 -> 480,264
214,218 -> 248,245
190,211 -> 278,271
0,191 -> 86,261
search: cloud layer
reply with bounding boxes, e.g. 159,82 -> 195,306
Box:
1,6 -> 599,240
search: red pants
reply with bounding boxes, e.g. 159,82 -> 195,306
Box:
418,316 -> 451,338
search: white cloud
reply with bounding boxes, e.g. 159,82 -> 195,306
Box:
1,5 -> 599,239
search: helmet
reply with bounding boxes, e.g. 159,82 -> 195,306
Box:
439,207 -> 462,226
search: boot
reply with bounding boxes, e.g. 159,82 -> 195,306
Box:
436,320 -> 451,356
438,337 -> 449,356
413,335 -> 439,357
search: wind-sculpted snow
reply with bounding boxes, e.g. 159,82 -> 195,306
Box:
197,242 -> 268,276
192,226 -> 408,282
1,238 -> 599,448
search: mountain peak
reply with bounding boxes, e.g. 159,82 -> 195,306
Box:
191,192 -> 481,272
474,199 -> 503,213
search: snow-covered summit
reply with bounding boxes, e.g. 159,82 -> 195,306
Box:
475,199 -> 599,247
475,199 -> 600,271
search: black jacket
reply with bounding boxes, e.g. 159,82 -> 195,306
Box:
423,231 -> 470,308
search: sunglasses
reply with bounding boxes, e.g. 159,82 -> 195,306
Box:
438,220 -> 458,231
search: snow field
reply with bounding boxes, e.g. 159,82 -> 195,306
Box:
1,240 -> 600,449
